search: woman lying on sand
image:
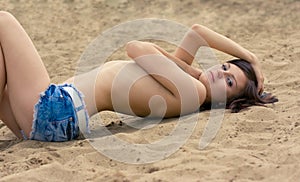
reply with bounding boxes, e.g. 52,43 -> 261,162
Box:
0,11 -> 277,141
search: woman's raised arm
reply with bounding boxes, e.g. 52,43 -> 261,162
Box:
174,24 -> 264,93
126,40 -> 206,110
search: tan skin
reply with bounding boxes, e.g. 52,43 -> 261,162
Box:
0,11 -> 263,139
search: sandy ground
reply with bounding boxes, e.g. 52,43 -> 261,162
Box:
0,0 -> 299,181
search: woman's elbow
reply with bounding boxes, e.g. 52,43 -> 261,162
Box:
126,40 -> 144,58
191,24 -> 201,30
191,24 -> 206,33
126,40 -> 155,59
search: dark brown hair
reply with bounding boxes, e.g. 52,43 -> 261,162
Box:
226,59 -> 278,112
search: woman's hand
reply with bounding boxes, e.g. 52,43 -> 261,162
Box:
186,24 -> 265,93
185,66 -> 202,80
249,54 -> 264,94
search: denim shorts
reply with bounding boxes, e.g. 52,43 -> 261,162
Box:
29,84 -> 89,142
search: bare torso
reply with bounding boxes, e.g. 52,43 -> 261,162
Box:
66,60 -> 184,118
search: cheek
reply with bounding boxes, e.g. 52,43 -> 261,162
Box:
210,81 -> 227,102
199,73 -> 227,102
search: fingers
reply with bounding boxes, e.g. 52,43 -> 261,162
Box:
256,71 -> 264,95
194,68 -> 202,79
187,67 -> 202,79
251,63 -> 264,95
257,81 -> 264,95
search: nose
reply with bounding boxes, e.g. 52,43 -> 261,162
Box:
217,68 -> 232,78
216,70 -> 225,79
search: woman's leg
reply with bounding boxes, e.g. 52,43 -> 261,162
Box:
0,20 -> 22,138
0,11 -> 50,138
0,88 -> 22,138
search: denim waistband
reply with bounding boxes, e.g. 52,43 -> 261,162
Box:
62,85 -> 90,134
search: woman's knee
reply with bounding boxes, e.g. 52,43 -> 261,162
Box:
0,11 -> 17,27
0,11 -> 13,18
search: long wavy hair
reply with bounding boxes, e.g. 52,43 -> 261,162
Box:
226,59 -> 278,112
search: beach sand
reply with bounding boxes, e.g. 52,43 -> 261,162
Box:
0,0 -> 299,181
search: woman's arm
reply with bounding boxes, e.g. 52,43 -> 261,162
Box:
174,24 -> 264,93
126,40 -> 206,108
150,43 -> 202,80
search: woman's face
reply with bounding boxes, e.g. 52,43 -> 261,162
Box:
198,63 -> 248,103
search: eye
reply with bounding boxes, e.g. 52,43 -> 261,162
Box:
226,77 -> 233,87
222,64 -> 228,71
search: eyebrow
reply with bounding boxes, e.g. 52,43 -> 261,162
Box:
228,63 -> 238,89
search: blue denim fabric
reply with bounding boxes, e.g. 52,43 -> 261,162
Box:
30,84 -> 89,142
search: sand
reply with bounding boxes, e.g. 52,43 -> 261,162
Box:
0,0 -> 299,181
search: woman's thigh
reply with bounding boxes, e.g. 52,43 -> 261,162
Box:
0,11 -> 50,137
0,88 -> 22,138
